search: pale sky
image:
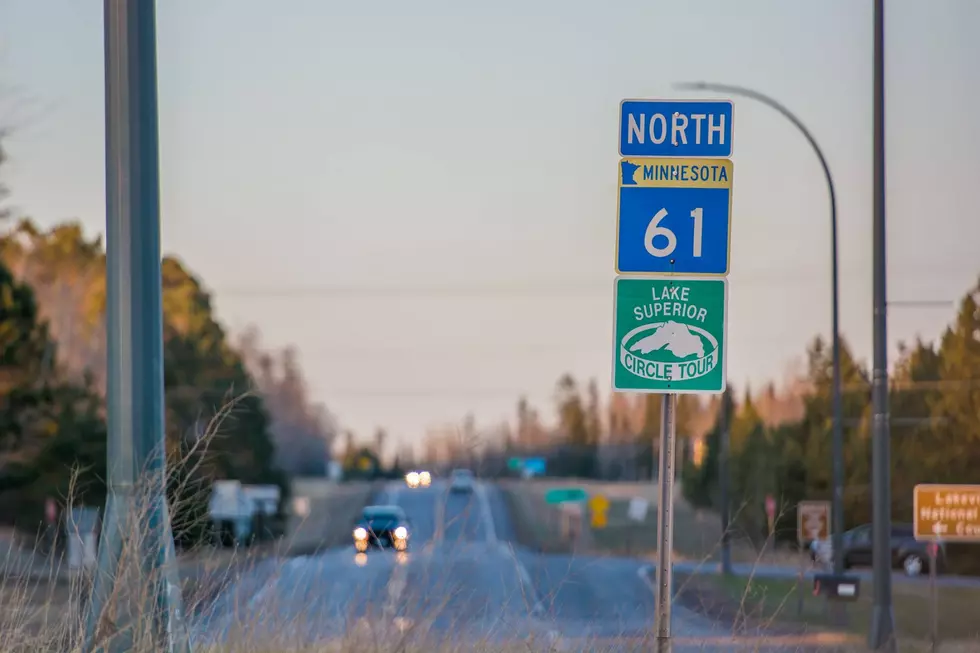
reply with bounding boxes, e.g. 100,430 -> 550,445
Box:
2,0 -> 978,447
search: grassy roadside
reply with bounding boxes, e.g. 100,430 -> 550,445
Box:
674,570 -> 980,647
181,480 -> 378,606
501,479 -> 799,565
499,481 -> 575,554
0,480 -> 378,645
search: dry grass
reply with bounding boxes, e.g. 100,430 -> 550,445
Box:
4,462 -> 979,652
676,571 -> 980,642
502,479 -> 799,565
502,480 -> 980,652
0,391 -> 377,652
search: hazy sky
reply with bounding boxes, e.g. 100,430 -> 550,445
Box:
2,0 -> 979,447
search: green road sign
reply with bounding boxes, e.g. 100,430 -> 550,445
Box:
545,488 -> 588,505
612,276 -> 728,394
507,457 -> 522,471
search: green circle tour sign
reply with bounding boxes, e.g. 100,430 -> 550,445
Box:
612,276 -> 728,394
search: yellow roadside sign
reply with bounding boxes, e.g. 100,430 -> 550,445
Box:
589,494 -> 610,512
589,493 -> 609,529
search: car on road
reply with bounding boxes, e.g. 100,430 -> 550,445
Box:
449,468 -> 475,494
810,522 -> 944,577
353,505 -> 411,552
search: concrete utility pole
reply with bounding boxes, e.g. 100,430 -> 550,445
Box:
869,0 -> 896,649
84,2 -> 190,651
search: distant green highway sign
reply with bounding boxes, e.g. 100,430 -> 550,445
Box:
544,488 -> 587,505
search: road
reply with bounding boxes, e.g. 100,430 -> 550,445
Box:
193,481 -> 839,652
678,559 -> 980,590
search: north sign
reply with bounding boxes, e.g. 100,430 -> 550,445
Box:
616,158 -> 733,276
612,276 -> 728,394
619,99 -> 734,158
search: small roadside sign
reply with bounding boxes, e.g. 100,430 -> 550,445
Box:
616,158 -> 733,276
797,500 -> 830,544
588,494 -> 610,529
765,495 -> 776,533
612,276 -> 728,394
913,484 -> 980,542
619,99 -> 734,158
292,496 -> 310,518
45,497 -> 57,524
545,487 -> 588,505
627,497 -> 649,522
588,494 -> 609,513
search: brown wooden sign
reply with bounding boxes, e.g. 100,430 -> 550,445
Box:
797,500 -> 830,544
913,484 -> 980,542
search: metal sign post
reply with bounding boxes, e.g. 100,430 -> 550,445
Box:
928,542 -> 938,653
912,485 -> 980,653
796,501 -> 831,616
613,98 -> 734,653
655,393 -> 677,653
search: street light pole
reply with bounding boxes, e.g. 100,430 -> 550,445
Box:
675,81 -> 845,576
84,2 -> 190,651
869,0 -> 896,648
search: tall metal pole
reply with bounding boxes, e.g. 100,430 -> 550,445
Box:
675,81 -> 845,573
655,393 -> 677,653
85,2 -> 189,651
718,391 -> 732,575
869,0 -> 895,648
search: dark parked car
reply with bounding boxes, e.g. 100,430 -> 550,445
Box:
813,523 -> 944,577
352,505 -> 411,552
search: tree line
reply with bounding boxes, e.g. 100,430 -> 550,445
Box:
431,277 -> 980,573
682,279 -> 980,574
0,149 -> 337,543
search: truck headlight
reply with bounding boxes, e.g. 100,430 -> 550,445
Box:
353,527 -> 367,540
394,526 -> 408,540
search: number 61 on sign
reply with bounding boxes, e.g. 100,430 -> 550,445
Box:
616,158 -> 733,277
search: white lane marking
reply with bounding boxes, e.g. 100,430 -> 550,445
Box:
245,556 -> 307,611
474,481 -> 498,544
637,564 -> 656,594
477,482 -> 544,616
431,481 -> 445,546
503,541 -> 544,616
381,481 -> 401,505
383,555 -> 409,615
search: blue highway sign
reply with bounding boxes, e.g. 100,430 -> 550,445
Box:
616,158 -> 733,276
619,99 -> 734,158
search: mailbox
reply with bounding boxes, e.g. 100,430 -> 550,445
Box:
813,573 -> 861,601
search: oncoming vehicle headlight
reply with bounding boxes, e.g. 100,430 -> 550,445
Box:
353,527 -> 367,540
394,526 -> 408,540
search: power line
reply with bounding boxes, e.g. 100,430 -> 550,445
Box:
319,378 -> 980,399
213,281 -> 962,300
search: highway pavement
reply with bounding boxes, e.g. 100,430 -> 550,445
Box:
675,559 -> 980,590
192,480 -> 837,651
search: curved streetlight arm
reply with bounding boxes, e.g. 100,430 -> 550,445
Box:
675,81 -> 845,577
675,82 -> 837,213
